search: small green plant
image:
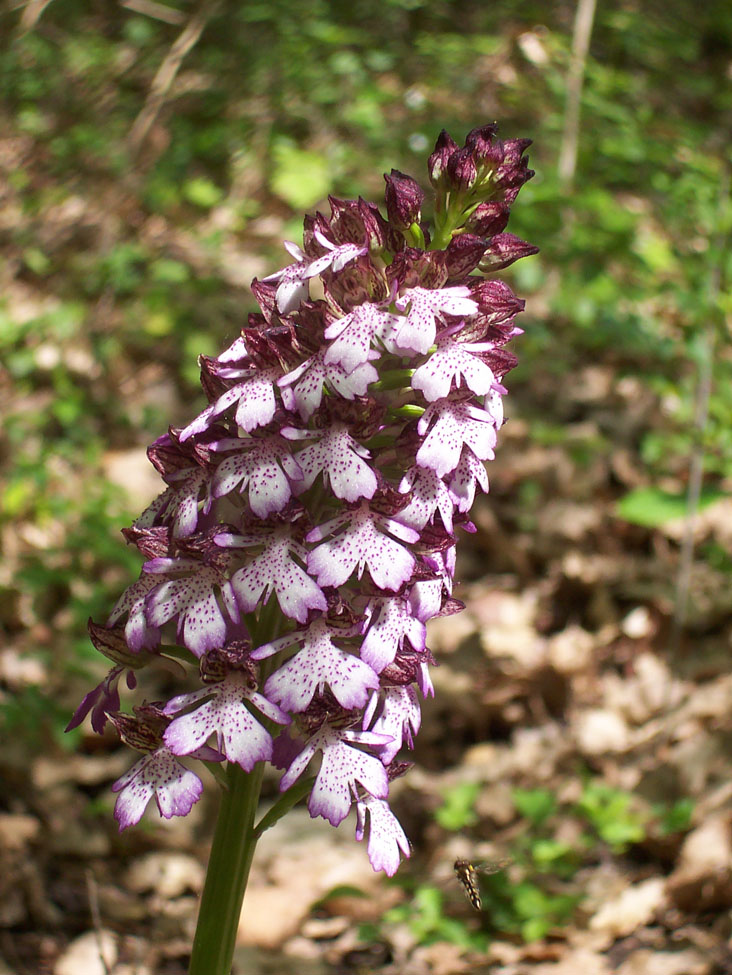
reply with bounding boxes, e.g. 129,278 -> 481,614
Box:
373,778 -> 694,952
654,797 -> 694,836
383,886 -> 490,952
435,782 -> 481,831
616,486 -> 726,529
574,781 -> 649,852
512,787 -> 558,827
510,883 -> 580,942
511,788 -> 584,878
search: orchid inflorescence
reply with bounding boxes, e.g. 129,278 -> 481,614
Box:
70,124 -> 536,877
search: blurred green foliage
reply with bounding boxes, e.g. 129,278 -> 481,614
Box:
435,781 -> 481,831
616,485 -> 726,528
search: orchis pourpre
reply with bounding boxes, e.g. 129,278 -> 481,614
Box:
70,124 -> 535,878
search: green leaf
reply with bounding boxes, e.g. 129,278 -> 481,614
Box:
435,781 -> 480,831
531,838 -> 574,869
23,248 -> 51,276
656,798 -> 694,834
616,486 -> 726,528
269,139 -> 332,209
575,782 -> 649,851
183,178 -> 224,209
150,259 -> 190,284
512,788 -> 557,826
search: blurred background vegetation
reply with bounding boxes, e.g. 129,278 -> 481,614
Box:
1,0 -> 732,968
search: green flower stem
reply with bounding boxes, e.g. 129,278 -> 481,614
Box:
430,225 -> 452,250
253,775 -> 316,838
189,601 -> 287,975
371,367 -> 415,391
431,190 -> 466,249
406,221 -> 426,248
187,760 -> 264,975
391,403 -> 425,419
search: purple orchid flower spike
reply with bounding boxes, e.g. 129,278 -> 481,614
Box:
70,125 -> 535,952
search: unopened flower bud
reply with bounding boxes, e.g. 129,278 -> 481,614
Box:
478,232 -> 539,271
465,124 -> 504,168
446,146 -> 478,190
427,129 -> 459,187
384,169 -> 424,230
464,202 -> 510,237
444,234 -> 488,279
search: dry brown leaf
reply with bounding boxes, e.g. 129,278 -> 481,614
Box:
589,877 -> 665,937
527,946 -> 611,975
124,852 -> 204,898
575,708 -> 632,755
53,930 -> 117,975
667,813 -> 732,911
615,947 -> 710,975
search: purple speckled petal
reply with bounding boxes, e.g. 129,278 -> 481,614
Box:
163,694 -> 218,754
309,734 -> 389,826
250,628 -> 304,661
164,675 -> 288,771
292,424 -> 377,502
396,465 -> 455,531
179,369 -> 280,441
366,686 -> 421,764
278,725 -> 390,825
393,286 -> 478,355
280,351 -> 378,420
264,618 -> 379,712
355,796 -> 411,876
360,597 -> 426,673
108,573 -> 162,652
265,239 -> 367,312
145,566 -> 231,656
307,504 -> 416,591
232,369 -> 282,432
324,303 -> 401,373
112,747 -> 203,829
408,548 -> 455,622
279,736 -> 319,791
213,439 -> 301,518
163,684 -> 212,716
230,529 -> 327,623
447,448 -> 490,512
135,468 -> 208,538
416,399 -> 497,478
417,660 -> 435,698
411,334 -> 496,401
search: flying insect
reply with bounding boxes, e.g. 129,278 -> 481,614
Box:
453,857 -> 511,911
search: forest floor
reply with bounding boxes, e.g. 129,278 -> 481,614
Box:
5,346 -> 732,975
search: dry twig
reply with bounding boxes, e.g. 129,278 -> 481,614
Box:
16,0 -> 55,34
85,868 -> 113,975
120,0 -> 185,25
128,0 -> 221,153
672,159 -> 731,646
558,0 -> 598,192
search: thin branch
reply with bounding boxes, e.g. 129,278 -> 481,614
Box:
120,0 -> 185,25
558,0 -> 598,192
127,0 -> 221,153
85,868 -> 112,975
671,160 -> 731,647
17,0 -> 55,34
